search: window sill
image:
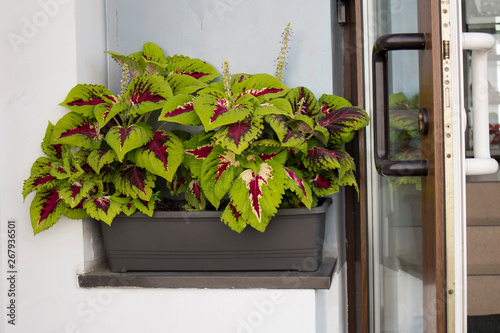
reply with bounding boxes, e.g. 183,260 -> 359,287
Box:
78,258 -> 336,289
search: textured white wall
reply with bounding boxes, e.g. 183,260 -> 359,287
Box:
0,1 -> 346,332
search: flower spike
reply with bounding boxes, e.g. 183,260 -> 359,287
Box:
275,23 -> 293,82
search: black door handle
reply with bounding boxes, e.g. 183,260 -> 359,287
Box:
372,33 -> 429,177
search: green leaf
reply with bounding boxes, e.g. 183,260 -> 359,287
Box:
193,88 -> 254,131
23,157 -> 59,200
200,146 -> 239,208
305,146 -> 354,178
221,201 -> 247,233
166,56 -> 219,83
30,189 -> 67,235
316,106 -> 370,144
59,181 -> 96,208
94,102 -> 128,128
166,74 -> 207,95
214,117 -> 264,154
114,165 -> 156,201
185,179 -> 206,210
159,93 -> 201,126
121,74 -> 173,119
60,84 -> 117,117
282,131 -> 308,153
228,161 -> 287,232
107,52 -> 143,79
130,130 -> 184,182
183,131 -> 215,178
283,167 -> 313,209
51,112 -> 102,149
317,94 -> 352,116
232,73 -> 289,101
83,196 -> 122,225
87,149 -> 118,174
41,122 -> 62,159
265,114 -> 289,142
253,98 -> 293,116
132,197 -> 156,216
105,122 -> 153,162
286,87 -> 320,117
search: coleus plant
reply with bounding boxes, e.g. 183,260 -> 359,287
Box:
24,26 -> 369,235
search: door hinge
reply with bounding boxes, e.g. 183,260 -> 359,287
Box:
337,0 -> 347,25
443,40 -> 450,60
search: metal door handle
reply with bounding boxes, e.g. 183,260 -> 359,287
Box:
372,33 -> 429,177
463,33 -> 499,176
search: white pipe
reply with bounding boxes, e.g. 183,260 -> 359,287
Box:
463,33 -> 498,175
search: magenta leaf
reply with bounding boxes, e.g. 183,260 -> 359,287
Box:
310,173 -> 340,196
185,179 -> 206,210
183,131 -> 215,178
121,74 -> 173,118
105,122 -> 153,162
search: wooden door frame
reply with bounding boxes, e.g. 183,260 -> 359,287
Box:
342,0 -> 447,332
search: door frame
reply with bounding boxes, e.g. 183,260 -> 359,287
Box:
342,0 -> 464,331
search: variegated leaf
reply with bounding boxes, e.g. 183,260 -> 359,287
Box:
121,74 -> 173,118
41,122 -> 62,159
282,130 -> 308,153
83,196 -> 122,225
60,84 -> 117,117
286,86 -> 320,117
316,106 -> 370,143
23,157 -> 58,199
253,98 -> 293,116
183,131 -> 215,178
221,201 -> 247,233
185,179 -> 206,210
229,161 -> 287,232
130,130 -> 184,182
52,112 -> 102,149
305,146 -> 354,177
105,122 -> 153,162
59,181 -> 96,208
214,117 -> 263,154
310,173 -> 340,196
166,74 -> 207,95
94,102 -> 128,128
133,197 -> 155,216
284,167 -> 313,208
30,189 -> 67,235
232,73 -> 288,101
114,165 -> 156,200
317,94 -> 352,116
166,56 -> 219,83
87,149 -> 118,174
159,93 -> 201,126
201,146 -> 240,208
265,114 -> 289,142
193,88 -> 255,131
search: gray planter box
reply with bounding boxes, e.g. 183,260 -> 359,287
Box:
101,198 -> 331,272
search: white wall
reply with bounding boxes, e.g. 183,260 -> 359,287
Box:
0,1 -> 347,332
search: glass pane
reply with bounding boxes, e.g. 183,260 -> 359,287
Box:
365,0 -> 424,332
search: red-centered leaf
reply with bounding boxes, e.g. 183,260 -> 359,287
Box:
30,189 -> 67,235
23,157 -> 58,199
105,122 -> 153,162
252,146 -> 288,165
60,84 -> 116,117
94,102 -> 128,128
52,112 -> 102,149
165,74 -> 207,95
265,114 -> 289,142
229,161 -> 287,232
87,149 -> 118,174
214,117 -> 264,154
114,165 -> 155,201
221,201 -> 247,233
201,146 -> 240,208
41,122 -> 62,159
121,74 -> 173,118
282,130 -> 308,153
305,146 -> 354,177
316,106 -> 370,143
132,197 -> 155,216
254,98 -> 293,117
310,173 -> 340,196
186,180 -> 206,210
284,167 -> 312,208
142,42 -> 166,64
130,130 -> 184,182
83,196 -> 122,225
317,94 -> 353,116
183,131 -> 215,178
60,181 -> 95,208
166,55 -> 220,83
232,73 -> 288,101
193,88 -> 254,131
286,87 -> 320,117
159,93 -> 201,126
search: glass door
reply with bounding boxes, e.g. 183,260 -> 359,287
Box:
363,0 -> 448,332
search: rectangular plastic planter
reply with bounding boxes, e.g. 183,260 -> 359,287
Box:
100,198 -> 331,272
